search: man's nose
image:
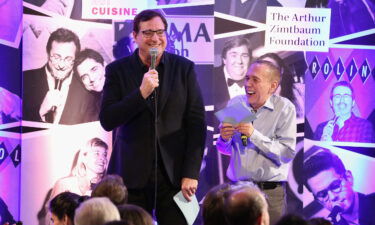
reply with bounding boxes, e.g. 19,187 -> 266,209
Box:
56,61 -> 67,70
327,190 -> 339,202
150,32 -> 159,40
235,55 -> 243,63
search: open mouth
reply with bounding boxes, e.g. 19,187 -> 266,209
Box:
247,90 -> 255,95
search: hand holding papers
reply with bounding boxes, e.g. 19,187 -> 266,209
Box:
214,102 -> 257,125
173,191 -> 200,225
215,102 -> 257,143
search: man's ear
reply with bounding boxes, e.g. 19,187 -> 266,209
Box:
270,81 -> 278,94
132,31 -> 138,41
223,57 -> 227,66
63,214 -> 73,225
345,170 -> 354,186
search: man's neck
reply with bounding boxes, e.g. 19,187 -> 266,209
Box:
336,113 -> 352,129
341,192 -> 359,224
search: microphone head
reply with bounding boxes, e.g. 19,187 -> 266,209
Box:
149,48 -> 158,57
149,48 -> 158,70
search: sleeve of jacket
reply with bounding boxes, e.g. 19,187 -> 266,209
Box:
99,61 -> 148,131
182,61 -> 206,180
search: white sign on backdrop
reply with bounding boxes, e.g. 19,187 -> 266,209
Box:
265,7 -> 331,52
166,16 -> 214,64
82,0 -> 148,20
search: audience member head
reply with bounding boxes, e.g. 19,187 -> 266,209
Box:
303,147 -> 355,214
91,174 -> 128,206
104,221 -> 127,225
202,183 -> 232,225
48,191 -> 87,225
224,182 -> 269,225
309,217 -> 332,225
274,214 -> 310,225
117,204 -> 153,225
74,197 -> 120,225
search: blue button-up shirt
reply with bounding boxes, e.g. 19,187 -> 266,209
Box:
216,94 -> 296,182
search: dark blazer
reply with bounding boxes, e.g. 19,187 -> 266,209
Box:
100,50 -> 206,189
358,192 -> 375,225
23,66 -> 99,124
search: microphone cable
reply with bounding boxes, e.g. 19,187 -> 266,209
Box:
153,86 -> 158,220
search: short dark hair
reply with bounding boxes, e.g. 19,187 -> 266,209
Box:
275,214 -> 310,225
309,217 -> 333,225
329,81 -> 355,100
303,147 -> 346,192
224,185 -> 266,225
49,191 -> 88,222
133,10 -> 168,34
221,37 -> 252,60
249,59 -> 281,83
92,174 -> 128,206
74,48 -> 104,75
202,183 -> 232,225
46,28 -> 81,56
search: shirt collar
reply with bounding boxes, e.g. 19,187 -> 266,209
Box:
251,95 -> 274,111
133,48 -> 166,69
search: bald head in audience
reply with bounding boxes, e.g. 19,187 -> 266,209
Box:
224,183 -> 269,225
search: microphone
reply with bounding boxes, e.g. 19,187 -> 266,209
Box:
149,48 -> 158,70
241,134 -> 247,146
149,48 -> 158,100
51,79 -> 63,112
328,206 -> 343,224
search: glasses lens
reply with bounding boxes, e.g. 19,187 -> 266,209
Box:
316,178 -> 343,202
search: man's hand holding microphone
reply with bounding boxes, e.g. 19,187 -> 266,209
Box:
219,122 -> 254,145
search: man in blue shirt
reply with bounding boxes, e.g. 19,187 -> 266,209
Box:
217,60 -> 296,225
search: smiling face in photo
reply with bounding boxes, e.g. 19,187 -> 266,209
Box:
330,85 -> 355,118
77,58 -> 105,92
223,45 -> 250,80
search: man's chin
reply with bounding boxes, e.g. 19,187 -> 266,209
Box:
53,72 -> 70,80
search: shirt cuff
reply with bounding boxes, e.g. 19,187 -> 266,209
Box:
249,129 -> 262,145
219,135 -> 231,143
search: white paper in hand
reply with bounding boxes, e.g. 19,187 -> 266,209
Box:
214,102 -> 256,124
173,191 -> 200,225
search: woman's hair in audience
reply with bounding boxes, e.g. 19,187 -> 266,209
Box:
74,197 -> 121,225
92,174 -> 128,206
117,204 -> 154,225
49,191 -> 88,222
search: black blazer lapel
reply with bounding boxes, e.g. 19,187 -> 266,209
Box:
158,52 -> 175,116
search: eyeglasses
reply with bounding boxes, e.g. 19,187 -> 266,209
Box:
314,177 -> 344,202
49,54 -> 75,64
141,29 -> 165,38
332,94 -> 352,102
